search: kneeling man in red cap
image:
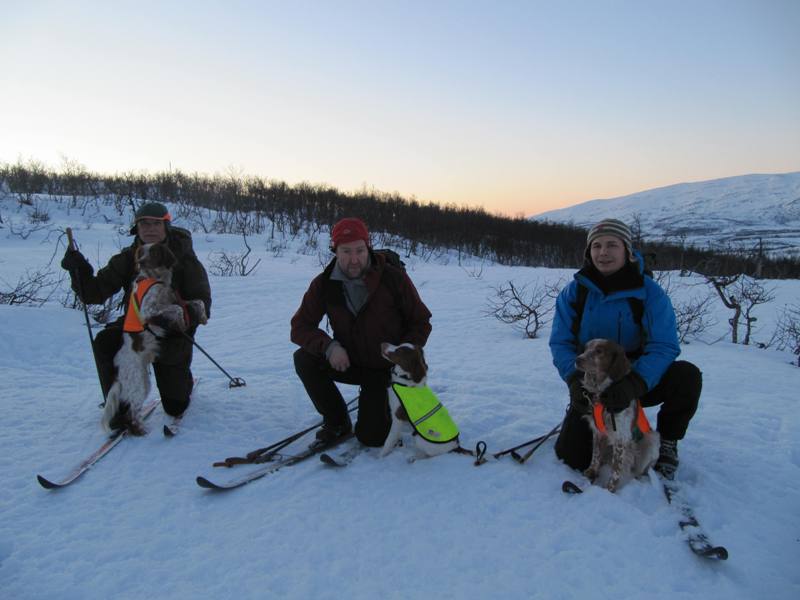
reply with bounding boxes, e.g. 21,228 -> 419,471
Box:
291,217 -> 432,448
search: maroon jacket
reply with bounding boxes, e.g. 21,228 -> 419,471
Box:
290,252 -> 432,369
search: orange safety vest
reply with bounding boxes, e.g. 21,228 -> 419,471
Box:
593,399 -> 652,439
123,278 -> 161,333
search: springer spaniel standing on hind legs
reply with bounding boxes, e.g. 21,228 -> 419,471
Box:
380,342 -> 460,460
101,243 -> 207,435
575,338 -> 660,492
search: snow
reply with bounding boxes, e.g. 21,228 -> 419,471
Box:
1,195 -> 799,599
532,172 -> 800,258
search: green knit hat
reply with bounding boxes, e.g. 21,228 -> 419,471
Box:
130,202 -> 171,235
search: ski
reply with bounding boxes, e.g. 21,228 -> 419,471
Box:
562,475 -> 728,560
320,442 -> 365,467
196,434 -> 354,491
163,419 -> 182,437
661,478 -> 729,560
36,398 -> 160,489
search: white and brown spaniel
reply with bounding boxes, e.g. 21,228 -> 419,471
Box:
101,243 -> 207,435
575,338 -> 660,492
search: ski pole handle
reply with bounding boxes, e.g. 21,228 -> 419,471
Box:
66,227 -> 76,251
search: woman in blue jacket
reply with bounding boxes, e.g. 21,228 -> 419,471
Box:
549,218 -> 701,480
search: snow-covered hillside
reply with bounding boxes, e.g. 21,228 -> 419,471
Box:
1,195 -> 799,599
533,172 -> 800,258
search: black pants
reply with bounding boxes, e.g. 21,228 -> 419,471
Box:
93,323 -> 196,417
554,360 -> 702,472
293,348 -> 391,447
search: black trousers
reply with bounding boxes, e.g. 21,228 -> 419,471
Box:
554,360 -> 702,472
293,348 -> 391,447
93,323 -> 196,417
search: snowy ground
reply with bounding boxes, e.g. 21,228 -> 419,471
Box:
1,196 -> 799,599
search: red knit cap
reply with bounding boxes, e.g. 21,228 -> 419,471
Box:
331,217 -> 369,248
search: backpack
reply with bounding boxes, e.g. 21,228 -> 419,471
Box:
570,258 -> 654,341
373,248 -> 405,270
569,284 -> 645,339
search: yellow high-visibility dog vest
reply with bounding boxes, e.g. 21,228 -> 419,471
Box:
391,383 -> 459,444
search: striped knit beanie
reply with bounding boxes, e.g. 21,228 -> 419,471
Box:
585,218 -> 633,258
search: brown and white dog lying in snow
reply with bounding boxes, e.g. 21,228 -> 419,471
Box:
380,342 -> 460,459
575,338 -> 660,492
101,243 -> 207,435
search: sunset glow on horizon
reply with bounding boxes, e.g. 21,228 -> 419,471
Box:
1,1 -> 798,218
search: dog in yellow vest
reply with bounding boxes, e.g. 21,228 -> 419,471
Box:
380,342 -> 460,459
101,243 -> 207,435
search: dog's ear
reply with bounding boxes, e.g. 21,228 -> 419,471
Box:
607,344 -> 631,382
152,243 -> 176,269
408,346 -> 427,384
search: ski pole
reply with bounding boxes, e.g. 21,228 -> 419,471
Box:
65,228 -> 106,406
492,432 -> 552,460
179,331 -> 246,388
511,422 -> 562,464
213,397 -> 359,467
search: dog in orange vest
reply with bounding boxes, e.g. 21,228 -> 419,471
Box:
576,338 -> 660,492
101,243 -> 206,435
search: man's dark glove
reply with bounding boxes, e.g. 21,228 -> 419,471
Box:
600,372 -> 648,413
185,302 -> 207,329
60,248 -> 93,276
567,371 -> 590,414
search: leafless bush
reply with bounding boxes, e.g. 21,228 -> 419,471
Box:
484,280 -> 560,339
461,263 -> 485,280
772,304 -> 800,367
674,294 -> 715,343
706,274 -> 776,345
6,217 -> 50,240
207,233 -> 261,277
0,268 -> 58,306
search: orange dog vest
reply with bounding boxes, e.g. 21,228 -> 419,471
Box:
123,278 -> 161,333
592,400 -> 652,438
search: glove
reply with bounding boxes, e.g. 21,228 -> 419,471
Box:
567,371 -> 590,414
600,372 -> 648,413
147,305 -> 187,333
61,248 -> 93,276
185,301 -> 208,328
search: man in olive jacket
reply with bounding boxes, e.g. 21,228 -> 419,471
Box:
291,217 -> 432,447
61,202 -> 211,418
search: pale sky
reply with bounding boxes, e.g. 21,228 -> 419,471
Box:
1,0 -> 798,217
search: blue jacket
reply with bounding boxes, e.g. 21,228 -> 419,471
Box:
549,254 -> 680,391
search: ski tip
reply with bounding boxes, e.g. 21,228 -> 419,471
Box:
562,480 -> 584,494
700,546 -> 729,561
163,424 -> 176,437
36,475 -> 59,490
196,476 -> 219,489
320,453 -> 343,467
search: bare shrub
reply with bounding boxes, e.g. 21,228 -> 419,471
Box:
485,280 -> 560,339
208,233 -> 261,277
674,294 -> 715,343
707,274 -> 776,345
772,304 -> 800,367
0,269 -> 58,306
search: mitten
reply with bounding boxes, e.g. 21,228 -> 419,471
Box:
601,372 -> 647,413
567,371 -> 589,414
61,249 -> 93,276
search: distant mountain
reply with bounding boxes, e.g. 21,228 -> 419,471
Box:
532,172 -> 800,258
